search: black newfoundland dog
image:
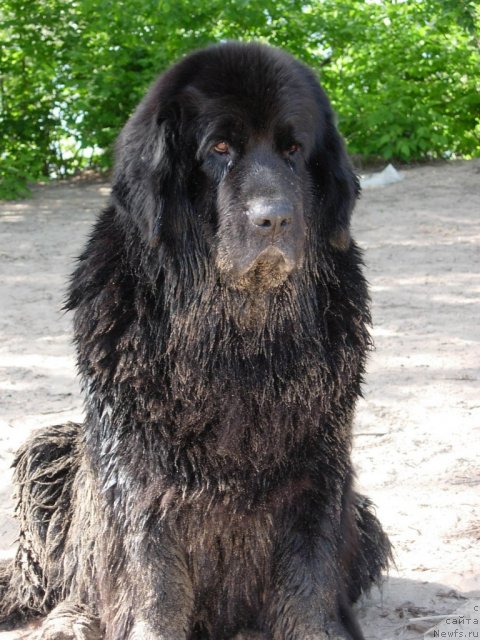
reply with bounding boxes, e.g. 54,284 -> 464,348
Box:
0,42 -> 390,639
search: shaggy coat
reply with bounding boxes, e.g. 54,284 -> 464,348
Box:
0,42 -> 390,640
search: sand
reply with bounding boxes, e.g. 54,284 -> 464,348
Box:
0,160 -> 479,639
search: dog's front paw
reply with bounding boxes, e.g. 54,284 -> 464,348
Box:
35,601 -> 101,640
231,632 -> 269,640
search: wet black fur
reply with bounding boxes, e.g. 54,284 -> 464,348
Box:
0,42 -> 391,639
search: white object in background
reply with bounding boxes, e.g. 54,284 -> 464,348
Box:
361,163 -> 404,188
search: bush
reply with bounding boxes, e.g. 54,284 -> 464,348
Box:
1,0 -> 479,198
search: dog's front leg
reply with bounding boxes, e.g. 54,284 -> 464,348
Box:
267,501 -> 362,640
93,504 -> 194,640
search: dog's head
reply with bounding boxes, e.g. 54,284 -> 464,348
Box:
112,42 -> 359,291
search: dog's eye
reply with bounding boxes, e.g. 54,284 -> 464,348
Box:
213,141 -> 230,154
284,143 -> 301,156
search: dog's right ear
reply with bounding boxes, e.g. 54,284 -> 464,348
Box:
309,111 -> 360,253
111,76 -> 188,245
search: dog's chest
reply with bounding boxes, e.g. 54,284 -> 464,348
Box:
182,506 -> 276,630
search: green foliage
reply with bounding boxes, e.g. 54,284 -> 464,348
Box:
1,0 -> 479,198
316,0 -> 480,161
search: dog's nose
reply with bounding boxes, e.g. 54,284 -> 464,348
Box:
247,200 -> 293,237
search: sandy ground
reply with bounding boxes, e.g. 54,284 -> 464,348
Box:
0,160 -> 479,639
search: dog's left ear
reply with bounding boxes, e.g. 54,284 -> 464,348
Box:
110,74 -> 192,245
310,113 -> 360,252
